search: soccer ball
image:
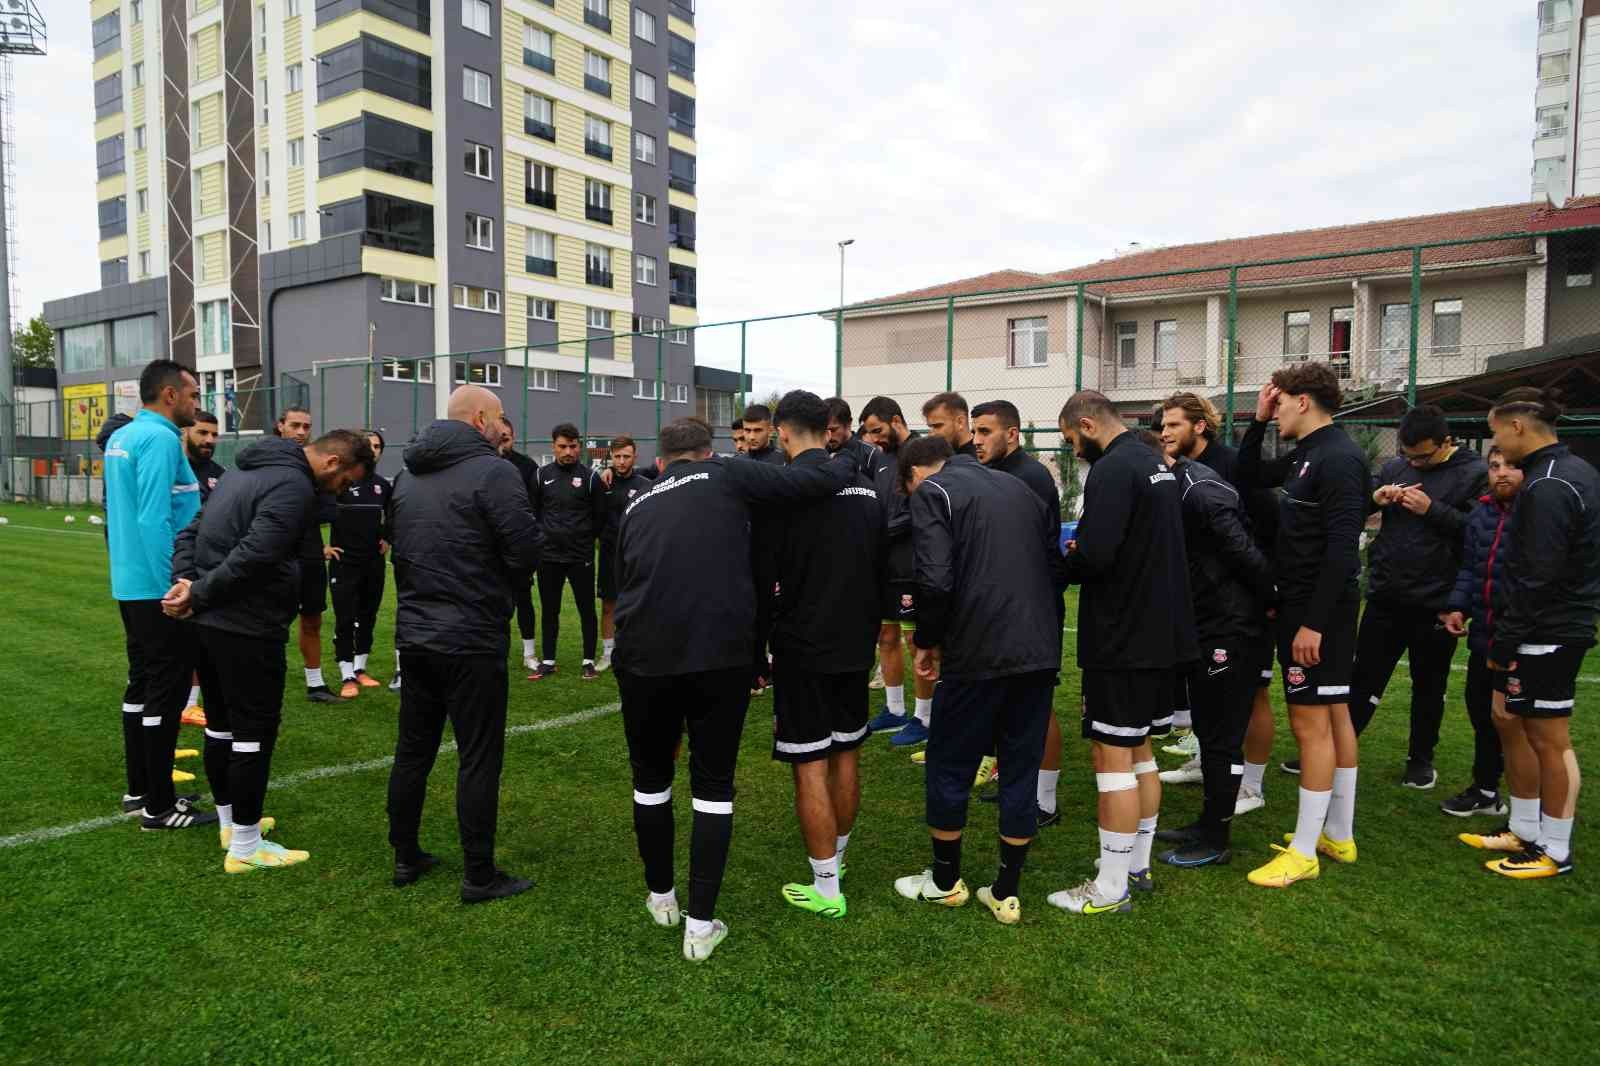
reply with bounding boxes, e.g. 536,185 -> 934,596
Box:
88,515 -> 103,526
64,515 -> 76,524
0,516 -> 8,525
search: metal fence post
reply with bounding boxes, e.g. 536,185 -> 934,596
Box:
1074,283 -> 1085,392
655,331 -> 664,442
1408,247 -> 1422,405
582,335 -> 591,440
1225,266 -> 1239,437
522,361 -> 530,448
362,360 -> 371,429
834,310 -> 843,398
318,368 -> 326,431
945,296 -> 955,391
739,320 -> 747,413
411,361 -> 420,442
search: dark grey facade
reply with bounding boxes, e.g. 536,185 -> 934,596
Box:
445,0 -> 506,358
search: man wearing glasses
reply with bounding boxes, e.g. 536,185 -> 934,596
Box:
1344,404 -> 1486,790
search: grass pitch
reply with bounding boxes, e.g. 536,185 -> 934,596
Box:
1,501 -> 1598,1064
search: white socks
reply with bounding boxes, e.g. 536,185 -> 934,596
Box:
1324,767 -> 1358,841
216,803 -> 233,830
1094,828 -> 1136,899
340,661 -> 356,682
187,685 -> 201,706
914,697 -> 932,727
1540,814 -> 1575,863
1290,787 -> 1332,857
603,638 -> 615,657
885,685 -> 905,716
1241,761 -> 1267,795
305,667 -> 324,689
1037,770 -> 1060,815
809,854 -> 841,899
522,638 -> 536,657
686,916 -> 714,937
1173,709 -> 1193,731
836,832 -> 850,870
228,821 -> 261,860
649,888 -> 677,907
354,653 -> 368,673
394,649 -> 402,670
1132,816 -> 1158,871
1510,795 -> 1541,842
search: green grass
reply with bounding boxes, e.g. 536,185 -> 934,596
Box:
2,499 -> 1598,1064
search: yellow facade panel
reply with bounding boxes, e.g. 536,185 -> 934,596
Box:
362,248 -> 437,285
667,188 -> 697,212
194,0 -> 218,12
131,23 -> 143,55
506,311 -> 528,350
316,168 -> 434,208
315,90 -> 435,133
90,0 -> 121,19
133,152 -> 148,185
668,246 -> 696,268
667,73 -> 695,98
199,232 -> 227,285
667,130 -> 695,154
136,213 -> 150,248
99,234 -> 130,260
194,25 -> 221,82
198,164 -> 225,218
96,175 -> 127,202
131,85 -> 145,122
93,52 -> 122,82
284,17 -> 304,64
311,11 -> 432,58
288,178 -> 306,214
94,114 -> 124,141
669,304 -> 698,328
198,93 -> 224,148
285,93 -> 306,139
667,15 -> 695,42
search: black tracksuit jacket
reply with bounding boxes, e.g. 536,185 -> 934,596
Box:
327,472 -> 392,562
1490,442 -> 1600,660
1363,448 -> 1487,610
1064,433 -> 1198,671
1172,457 -> 1274,645
909,455 -> 1061,680
190,456 -> 225,504
988,445 -> 1067,593
613,452 -> 857,677
532,460 -> 604,565
741,443 -> 786,466
171,437 -> 319,642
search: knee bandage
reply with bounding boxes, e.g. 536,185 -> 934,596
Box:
1133,760 -> 1158,776
1095,772 -> 1138,793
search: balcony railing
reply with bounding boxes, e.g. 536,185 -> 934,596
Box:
670,291 -> 697,308
584,74 -> 612,97
586,267 -> 614,288
1536,124 -> 1569,141
585,138 -> 613,161
668,113 -> 695,136
668,0 -> 694,23
668,175 -> 695,193
668,58 -> 694,80
670,229 -> 695,252
524,49 -> 555,74
583,8 -> 611,32
585,203 -> 613,224
525,187 -> 556,210
525,255 -> 557,277
524,117 -> 555,141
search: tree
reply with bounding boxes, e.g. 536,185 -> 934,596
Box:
11,314 -> 54,370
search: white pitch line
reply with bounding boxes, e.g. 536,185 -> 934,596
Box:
1398,659 -> 1599,685
0,702 -> 620,851
0,524 -> 101,537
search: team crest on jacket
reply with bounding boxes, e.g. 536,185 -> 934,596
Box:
572,476 -> 583,488
1298,462 -> 1311,478
1506,676 -> 1522,697
1286,666 -> 1306,686
374,483 -> 382,495
627,488 -> 638,498
1212,648 -> 1228,664
900,593 -> 914,609
206,477 -> 218,490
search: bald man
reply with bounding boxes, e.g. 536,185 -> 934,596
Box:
386,386 -> 546,903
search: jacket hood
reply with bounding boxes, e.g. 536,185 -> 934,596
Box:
236,435 -> 312,472
404,419 -> 498,474
95,413 -> 134,453
1433,446 -> 1481,473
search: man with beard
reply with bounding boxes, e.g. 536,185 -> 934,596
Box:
922,392 -> 978,458
276,406 -> 342,704
331,430 -> 394,696
825,397 -> 884,476
599,435 -> 655,672
185,412 -> 226,503
529,423 -> 604,681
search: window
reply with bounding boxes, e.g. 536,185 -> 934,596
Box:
136,188 -> 149,214
585,115 -> 613,160
527,368 -> 558,391
634,130 -> 657,164
462,0 -> 492,36
669,263 -> 696,307
290,211 -> 306,241
318,113 -> 433,182
670,383 -> 689,404
589,373 -> 615,396
668,90 -> 696,134
1007,317 -> 1048,368
1283,311 -> 1310,357
668,33 -> 695,80
132,63 -> 145,88
466,212 -> 495,251
199,300 -> 232,356
1540,52 -> 1570,84
1537,104 -> 1569,138
586,243 -> 613,286
262,221 -> 271,251
465,141 -> 493,179
632,314 -> 666,335
454,361 -> 502,387
381,278 -> 434,305
286,63 -> 304,93
526,229 -> 557,276
588,307 -> 613,330
635,192 -> 657,224
1432,299 -> 1463,356
138,251 -> 151,277
132,1 -> 143,26
634,377 -> 660,400
1568,248 -> 1595,287
463,66 -> 493,108
93,12 -> 121,60
525,160 -> 557,210
259,78 -> 269,124
669,328 -> 689,345
62,324 -> 109,373
135,125 -> 146,151
585,50 -> 612,96
1115,321 -> 1137,368
669,205 -> 695,249
261,149 -> 273,195
289,137 -> 305,167
1153,320 -> 1178,369
322,191 -> 435,256
668,147 -> 696,192
382,359 -> 434,383
584,0 -> 611,33
523,23 -> 555,73
528,297 -> 556,321
113,317 -> 158,367
635,254 -> 658,286
524,91 -> 554,140
635,70 -> 657,105
287,0 -> 300,15
94,72 -> 123,120
1330,307 -> 1354,361
635,8 -> 656,42
1542,0 -> 1574,31
257,3 -> 267,52
452,285 -> 502,313
585,178 -> 613,223
96,134 -> 126,180
98,196 -> 128,240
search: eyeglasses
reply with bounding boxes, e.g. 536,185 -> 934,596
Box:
1400,442 -> 1447,468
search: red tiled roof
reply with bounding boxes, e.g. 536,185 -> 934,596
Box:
860,202 -> 1564,308
1530,194 -> 1600,231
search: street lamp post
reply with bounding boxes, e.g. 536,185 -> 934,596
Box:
835,239 -> 854,397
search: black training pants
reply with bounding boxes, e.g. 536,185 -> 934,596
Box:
1348,598 -> 1459,762
330,557 -> 386,663
194,627 -> 286,826
928,671 -> 1054,841
1463,652 -> 1504,792
118,600 -> 193,814
514,575 -> 536,642
387,651 -> 508,884
537,560 -> 598,662
1188,641 -> 1270,848
617,666 -> 751,921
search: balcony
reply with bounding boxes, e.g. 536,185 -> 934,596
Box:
669,58 -> 694,80
668,0 -> 694,23
584,74 -> 612,97
670,229 -> 695,252
668,113 -> 695,136
584,7 -> 611,32
1536,124 -> 1569,142
586,266 -> 614,288
524,116 -> 555,141
525,187 -> 556,210
585,203 -> 613,224
585,138 -> 613,161
668,174 -> 695,194
525,255 -> 557,277
670,290 -> 696,308
524,49 -> 555,74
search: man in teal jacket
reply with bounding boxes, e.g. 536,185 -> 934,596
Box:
104,359 -> 215,830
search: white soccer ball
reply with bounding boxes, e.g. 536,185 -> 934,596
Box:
63,515 -> 75,524
88,515 -> 104,526
0,516 -> 8,525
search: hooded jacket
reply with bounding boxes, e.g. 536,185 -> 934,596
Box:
171,437 -> 317,641
105,409 -> 201,601
1171,457 -> 1274,645
390,420 -> 544,657
1446,494 -> 1516,658
1364,447 -> 1487,609
531,459 -> 605,565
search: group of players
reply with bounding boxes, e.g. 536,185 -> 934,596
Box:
99,353 -> 1596,962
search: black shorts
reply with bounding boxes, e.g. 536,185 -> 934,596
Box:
298,557 -> 328,616
1257,662 -> 1274,689
771,663 -> 870,763
1494,642 -> 1590,719
1171,670 -> 1190,716
1277,599 -> 1358,706
883,582 -> 916,626
1081,668 -> 1170,748
597,543 -> 617,601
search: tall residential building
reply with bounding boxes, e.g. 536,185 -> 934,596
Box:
52,0 -> 719,464
1531,0 -> 1590,202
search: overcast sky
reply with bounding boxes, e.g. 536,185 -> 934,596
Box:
14,0 -> 1533,396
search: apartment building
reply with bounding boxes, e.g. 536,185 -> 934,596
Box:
841,202 -> 1600,429
51,0 -> 711,465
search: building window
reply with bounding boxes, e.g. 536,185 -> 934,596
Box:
634,377 -> 660,400
589,373 -> 615,396
523,23 -> 555,73
528,296 -> 556,321
585,178 -> 613,223
585,51 -> 612,96
635,192 -> 657,224
585,115 -> 612,159
382,358 -> 435,383
524,90 -> 555,140
135,125 -> 146,151
101,257 -> 128,289
463,66 -> 493,108
259,78 -> 269,124
1008,317 -> 1048,368
635,8 -> 656,42
1432,299 -> 1463,356
670,328 -> 689,345
199,299 -> 232,356
586,243 -> 614,287
669,263 -> 696,307
588,307 -> 613,331
131,1 -> 143,26
668,33 -> 695,80
132,63 -> 145,88
1539,51 -> 1571,85
465,141 -> 494,179
257,2 -> 267,52
94,72 -> 122,120
462,0 -> 492,36
454,361 -> 502,387
138,251 -> 151,277
289,137 -> 305,167
632,314 -> 665,335
526,161 -> 556,209
453,285 -> 502,313
528,368 -> 558,391
668,90 -> 695,135
1115,321 -> 1137,368
1537,104 -> 1569,139
285,63 -> 303,93
635,70 -> 657,105
1330,306 -> 1354,363
136,188 -> 148,214
93,12 -> 121,60
262,221 -> 272,251
98,196 -> 128,240
466,212 -> 495,251
584,0 -> 611,33
526,229 -> 557,276
1567,248 -> 1594,287
381,278 -> 434,306
287,0 -> 301,15
635,254 -> 658,286
96,135 -> 126,180
668,147 -> 696,192
259,149 -> 271,198
62,324 -> 109,372
634,130 -> 657,164
1153,319 -> 1178,369
290,211 -> 306,241
1283,310 -> 1311,357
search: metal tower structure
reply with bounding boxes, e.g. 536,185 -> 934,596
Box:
0,0 -> 45,499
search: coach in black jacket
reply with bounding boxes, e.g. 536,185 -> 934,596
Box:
167,430 -> 374,873
613,417 -> 857,961
530,422 -> 604,679
386,388 -> 545,903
